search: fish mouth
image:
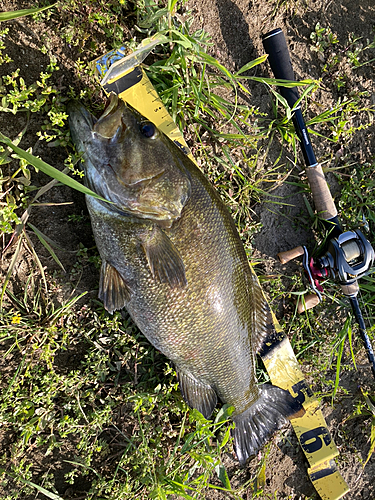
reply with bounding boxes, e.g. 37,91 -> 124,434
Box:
66,99 -> 97,131
67,93 -> 127,141
93,93 -> 127,139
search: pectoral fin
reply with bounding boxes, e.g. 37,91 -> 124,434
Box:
140,225 -> 187,288
99,261 -> 131,314
177,369 -> 217,419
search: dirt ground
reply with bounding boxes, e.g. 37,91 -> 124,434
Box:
186,1 -> 375,499
1,0 -> 375,499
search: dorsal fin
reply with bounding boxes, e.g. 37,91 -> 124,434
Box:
99,260 -> 131,314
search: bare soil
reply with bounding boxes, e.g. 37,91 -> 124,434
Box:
186,1 -> 375,498
1,0 -> 375,499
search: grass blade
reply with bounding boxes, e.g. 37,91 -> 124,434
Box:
0,469 -> 64,500
214,464 -> 231,490
168,0 -> 180,13
22,229 -> 48,293
0,4 -> 55,22
364,418 -> 375,467
347,321 -> 357,370
332,318 -> 350,404
0,133 -> 110,203
332,335 -> 345,404
235,54 -> 268,75
0,232 -> 24,309
27,222 -> 66,273
361,390 -> 375,468
362,389 -> 375,416
239,75 -> 316,86
45,291 -> 87,325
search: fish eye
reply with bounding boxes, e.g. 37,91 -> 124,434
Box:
140,122 -> 157,139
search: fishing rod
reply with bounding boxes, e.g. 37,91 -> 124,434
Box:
262,28 -> 375,379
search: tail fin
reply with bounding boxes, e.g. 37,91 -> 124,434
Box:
232,384 -> 303,465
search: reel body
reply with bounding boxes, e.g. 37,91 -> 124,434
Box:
278,230 -> 374,311
317,230 -> 374,288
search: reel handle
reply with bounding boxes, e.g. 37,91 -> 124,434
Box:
277,246 -> 305,264
297,294 -> 320,313
278,247 -> 321,312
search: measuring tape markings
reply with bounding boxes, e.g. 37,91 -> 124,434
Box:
308,459 -> 349,500
103,66 -> 193,157
97,59 -> 349,500
262,336 -> 348,499
262,337 -> 338,464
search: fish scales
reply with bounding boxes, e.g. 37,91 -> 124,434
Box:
68,94 -> 303,464
89,166 -> 257,414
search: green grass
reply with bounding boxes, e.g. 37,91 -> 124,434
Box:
1,1 -> 375,498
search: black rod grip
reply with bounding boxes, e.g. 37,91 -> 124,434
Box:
262,28 -> 341,232
262,28 -> 317,167
262,28 -> 300,108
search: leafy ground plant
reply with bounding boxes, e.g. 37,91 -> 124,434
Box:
0,2 -> 277,498
1,0 -> 375,499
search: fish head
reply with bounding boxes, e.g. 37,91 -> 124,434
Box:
67,94 -> 191,223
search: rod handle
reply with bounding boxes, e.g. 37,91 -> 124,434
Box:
262,28 -> 300,108
277,246 -> 305,264
262,29 -> 318,167
305,164 -> 338,220
340,282 -> 359,297
297,293 -> 320,313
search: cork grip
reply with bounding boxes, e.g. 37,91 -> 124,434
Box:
297,293 -> 320,313
305,164 -> 337,220
277,246 -> 305,264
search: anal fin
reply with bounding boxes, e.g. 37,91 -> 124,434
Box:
99,261 -> 131,314
140,225 -> 187,288
177,369 -> 217,419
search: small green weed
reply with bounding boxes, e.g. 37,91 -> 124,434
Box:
310,22 -> 339,58
58,0 -> 134,52
0,301 -> 242,499
1,1 -> 375,499
310,22 -> 375,87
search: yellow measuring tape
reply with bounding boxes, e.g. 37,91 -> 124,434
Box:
261,316 -> 349,500
94,45 -> 349,500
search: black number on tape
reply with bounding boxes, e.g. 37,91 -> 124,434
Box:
291,380 -> 313,405
300,426 -> 332,454
309,461 -> 337,482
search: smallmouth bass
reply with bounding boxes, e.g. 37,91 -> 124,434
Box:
68,94 -> 302,464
